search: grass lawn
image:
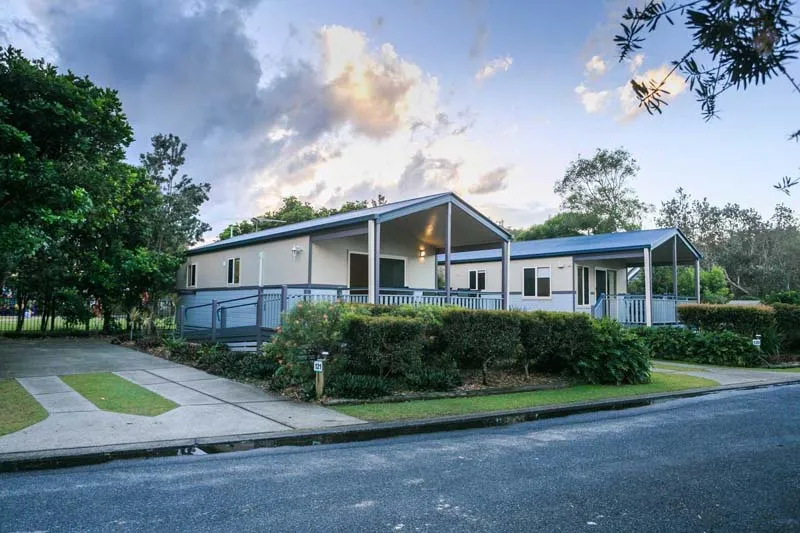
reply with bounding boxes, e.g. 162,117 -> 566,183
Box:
61,373 -> 178,416
0,379 -> 48,436
333,373 -> 719,422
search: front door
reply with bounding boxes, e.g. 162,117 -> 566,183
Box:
348,254 -> 407,293
595,269 -> 608,300
349,253 -> 368,293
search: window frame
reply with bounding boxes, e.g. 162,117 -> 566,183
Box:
226,257 -> 241,285
346,251 -> 407,289
186,263 -> 197,288
576,265 -> 590,307
468,269 -> 486,291
522,265 -> 552,299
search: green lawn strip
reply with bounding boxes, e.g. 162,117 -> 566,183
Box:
0,379 -> 48,436
61,373 -> 178,416
333,373 -> 719,422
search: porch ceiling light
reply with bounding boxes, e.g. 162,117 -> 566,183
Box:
418,248 -> 426,258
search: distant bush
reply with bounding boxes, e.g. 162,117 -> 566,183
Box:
677,303 -> 778,354
764,290 -> 800,306
635,327 -> 763,367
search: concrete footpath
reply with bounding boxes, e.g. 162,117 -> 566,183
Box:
0,339 -> 363,461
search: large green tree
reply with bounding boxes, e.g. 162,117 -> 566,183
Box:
511,212 -> 603,241
0,46 -> 133,286
219,195 -> 387,241
554,148 -> 650,233
614,0 -> 799,192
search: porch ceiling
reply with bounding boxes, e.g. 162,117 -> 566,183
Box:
575,236 -> 698,267
382,203 -> 506,251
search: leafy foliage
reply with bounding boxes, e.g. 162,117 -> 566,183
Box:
554,148 -> 650,232
677,303 -> 779,354
614,1 -> 800,192
218,195 -> 387,241
579,320 -> 651,385
636,327 -> 764,367
771,303 -> 800,354
516,311 -> 594,377
511,212 -> 604,241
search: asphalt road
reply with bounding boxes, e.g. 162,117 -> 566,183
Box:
2,385 -> 799,532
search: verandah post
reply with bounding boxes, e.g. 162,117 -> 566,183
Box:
211,299 -> 217,341
501,240 -> 510,310
694,259 -> 701,304
256,286 -> 264,349
643,248 -> 653,327
445,201 -> 452,304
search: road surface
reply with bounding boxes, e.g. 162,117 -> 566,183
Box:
2,385 -> 799,532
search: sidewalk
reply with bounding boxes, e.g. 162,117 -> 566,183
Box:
651,360 -> 800,386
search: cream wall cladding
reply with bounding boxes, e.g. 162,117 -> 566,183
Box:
179,235 -> 311,289
449,255 -> 574,294
311,235 -> 436,288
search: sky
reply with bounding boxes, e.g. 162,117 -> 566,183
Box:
2,0 -> 798,241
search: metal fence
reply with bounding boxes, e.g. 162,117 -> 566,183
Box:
0,296 -> 177,337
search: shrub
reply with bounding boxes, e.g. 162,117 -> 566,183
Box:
516,311 -> 593,377
440,309 -> 520,385
635,327 -> 764,367
677,303 -> 778,354
343,315 -> 426,378
772,303 -> 800,354
764,290 -> 800,306
577,320 -> 650,385
325,373 -> 393,399
405,367 -> 462,391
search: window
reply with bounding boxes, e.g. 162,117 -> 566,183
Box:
379,257 -> 406,288
577,265 -> 590,306
186,264 -> 197,288
469,270 -> 486,291
226,258 -> 240,285
523,267 -> 551,298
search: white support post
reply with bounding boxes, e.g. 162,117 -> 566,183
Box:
672,236 -> 678,298
501,240 -> 510,310
643,247 -> 653,326
258,252 -> 264,287
445,202 -> 452,304
368,220 -> 376,304
695,259 -> 701,304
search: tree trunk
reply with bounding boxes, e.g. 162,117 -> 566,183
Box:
15,296 -> 26,333
49,296 -> 56,332
481,360 -> 489,386
40,300 -> 48,331
102,309 -> 113,334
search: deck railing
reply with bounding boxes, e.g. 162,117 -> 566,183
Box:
179,286 -> 502,344
592,294 -> 694,325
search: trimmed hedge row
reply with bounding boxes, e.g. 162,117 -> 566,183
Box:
263,302 -> 651,399
773,303 -> 800,354
635,327 -> 763,367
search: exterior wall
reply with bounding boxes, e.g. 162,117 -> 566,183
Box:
311,235 -> 436,288
179,235 -> 311,290
449,256 -> 629,313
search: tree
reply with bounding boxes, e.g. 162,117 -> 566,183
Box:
554,148 -> 649,232
614,0 -> 800,193
140,134 -> 210,253
218,195 -> 388,241
0,46 -> 133,286
511,212 -> 603,241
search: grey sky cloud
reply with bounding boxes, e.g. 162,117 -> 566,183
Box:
468,166 -> 509,194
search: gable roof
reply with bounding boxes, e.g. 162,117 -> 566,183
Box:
188,192 -> 510,256
438,228 -> 702,263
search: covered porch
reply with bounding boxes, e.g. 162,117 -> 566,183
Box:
590,229 -> 702,326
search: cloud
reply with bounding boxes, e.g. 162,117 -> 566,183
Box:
628,53 -> 644,73
320,25 -> 439,139
619,64 -> 686,120
584,55 -> 606,77
468,167 -> 509,194
475,56 -> 513,81
469,24 -> 488,58
574,84 -> 611,113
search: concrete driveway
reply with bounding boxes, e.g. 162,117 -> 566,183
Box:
0,339 -> 362,457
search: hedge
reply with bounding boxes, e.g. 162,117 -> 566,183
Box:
635,327 -> 763,367
256,303 -> 653,398
677,303 -> 779,355
772,303 -> 800,354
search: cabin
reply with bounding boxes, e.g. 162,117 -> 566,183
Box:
176,193 -> 702,343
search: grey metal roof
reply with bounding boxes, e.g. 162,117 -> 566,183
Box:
438,228 -> 702,263
188,192 -> 510,256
